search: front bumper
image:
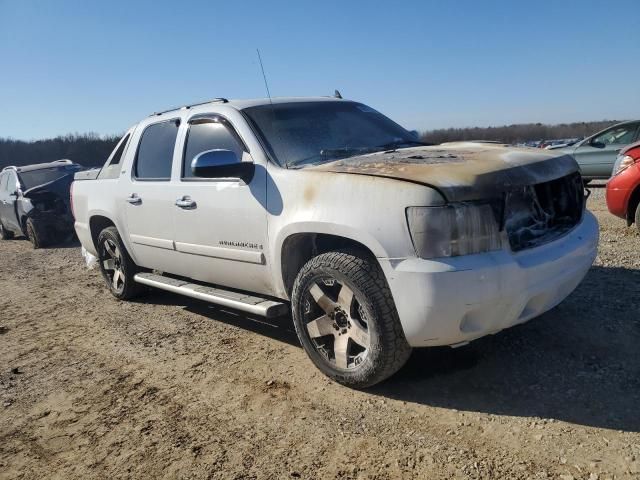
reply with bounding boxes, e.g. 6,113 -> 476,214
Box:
380,211 -> 599,347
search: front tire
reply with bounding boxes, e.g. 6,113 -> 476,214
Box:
0,222 -> 14,240
97,226 -> 143,300
291,250 -> 412,388
26,218 -> 47,249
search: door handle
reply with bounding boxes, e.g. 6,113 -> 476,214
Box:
175,196 -> 196,209
126,193 -> 142,205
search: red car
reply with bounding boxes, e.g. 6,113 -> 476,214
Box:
606,141 -> 640,230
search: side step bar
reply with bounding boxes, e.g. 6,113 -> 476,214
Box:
133,272 -> 288,318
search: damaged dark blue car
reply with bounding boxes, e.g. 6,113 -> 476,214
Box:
0,160 -> 81,248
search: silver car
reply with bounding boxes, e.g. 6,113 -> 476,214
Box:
558,120 -> 640,180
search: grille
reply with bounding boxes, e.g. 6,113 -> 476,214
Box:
504,172 -> 585,252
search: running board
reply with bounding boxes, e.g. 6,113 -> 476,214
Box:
133,272 -> 288,318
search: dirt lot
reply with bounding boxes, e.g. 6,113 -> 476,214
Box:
0,186 -> 639,479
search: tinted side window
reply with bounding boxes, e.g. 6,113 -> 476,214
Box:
593,125 -> 637,146
109,133 -> 130,167
182,120 -> 244,178
134,120 -> 179,180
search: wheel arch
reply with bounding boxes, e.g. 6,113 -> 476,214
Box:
19,213 -> 29,236
89,215 -> 117,251
278,229 -> 382,299
627,183 -> 640,226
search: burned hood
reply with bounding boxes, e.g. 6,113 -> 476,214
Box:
308,144 -> 580,202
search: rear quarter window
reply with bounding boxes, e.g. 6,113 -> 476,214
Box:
99,133 -> 131,180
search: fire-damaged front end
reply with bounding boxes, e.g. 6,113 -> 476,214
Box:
504,171 -> 585,252
19,174 -> 76,245
312,143 -> 599,347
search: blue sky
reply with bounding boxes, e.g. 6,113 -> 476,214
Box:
1,0 -> 638,140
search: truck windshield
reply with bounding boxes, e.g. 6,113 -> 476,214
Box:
18,168 -> 73,190
242,102 -> 422,167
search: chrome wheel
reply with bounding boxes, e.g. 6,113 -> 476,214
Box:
100,238 -> 125,293
303,278 -> 370,370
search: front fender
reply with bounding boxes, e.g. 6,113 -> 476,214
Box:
269,221 -> 389,298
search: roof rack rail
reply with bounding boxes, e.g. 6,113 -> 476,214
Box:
1,166 -> 17,172
151,98 -> 229,116
53,159 -> 74,164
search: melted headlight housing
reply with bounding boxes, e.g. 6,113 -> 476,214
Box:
406,203 -> 503,259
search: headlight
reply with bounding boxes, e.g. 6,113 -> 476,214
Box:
613,155 -> 636,176
406,203 -> 502,259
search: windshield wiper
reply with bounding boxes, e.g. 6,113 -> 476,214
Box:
289,146 -> 376,168
372,140 -> 429,152
319,146 -> 376,158
288,141 -> 430,168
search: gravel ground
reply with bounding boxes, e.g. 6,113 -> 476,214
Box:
0,185 -> 639,479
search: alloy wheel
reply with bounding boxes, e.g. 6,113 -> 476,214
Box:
303,277 -> 370,370
101,238 -> 125,293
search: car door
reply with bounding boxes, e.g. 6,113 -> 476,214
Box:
121,117 -> 184,271
0,171 -> 21,232
572,123 -> 640,178
170,112 -> 271,296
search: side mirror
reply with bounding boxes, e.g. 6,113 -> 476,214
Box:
590,140 -> 606,149
191,149 -> 254,182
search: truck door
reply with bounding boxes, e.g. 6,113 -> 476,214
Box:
122,117 -> 183,270
170,113 -> 272,296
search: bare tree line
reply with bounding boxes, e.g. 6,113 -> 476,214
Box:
0,133 -> 120,170
420,120 -> 621,145
0,119 -> 626,170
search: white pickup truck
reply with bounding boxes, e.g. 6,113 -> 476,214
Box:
72,96 -> 599,388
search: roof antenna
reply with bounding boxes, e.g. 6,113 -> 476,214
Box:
334,89 -> 342,99
256,49 -> 272,104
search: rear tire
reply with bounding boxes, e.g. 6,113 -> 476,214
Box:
291,250 -> 412,389
97,226 -> 144,300
0,222 -> 14,240
26,218 -> 47,249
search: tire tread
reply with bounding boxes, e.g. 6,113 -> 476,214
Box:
97,226 -> 144,300
291,249 -> 411,388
